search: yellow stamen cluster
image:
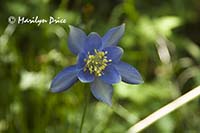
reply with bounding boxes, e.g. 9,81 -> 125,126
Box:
84,49 -> 112,76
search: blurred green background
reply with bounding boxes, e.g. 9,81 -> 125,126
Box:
0,0 -> 200,132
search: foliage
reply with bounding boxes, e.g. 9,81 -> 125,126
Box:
0,0 -> 200,132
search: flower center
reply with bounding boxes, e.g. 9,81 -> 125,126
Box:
84,49 -> 112,76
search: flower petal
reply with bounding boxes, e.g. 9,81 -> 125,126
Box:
68,25 -> 87,55
76,52 -> 87,69
103,46 -> 123,63
100,65 -> 121,84
91,78 -> 113,106
114,61 -> 143,84
84,32 -> 102,53
77,70 -> 95,83
50,65 -> 79,93
102,24 -> 125,47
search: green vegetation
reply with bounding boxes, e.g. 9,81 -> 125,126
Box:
0,0 -> 200,132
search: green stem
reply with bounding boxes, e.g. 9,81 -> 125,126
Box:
79,85 -> 90,133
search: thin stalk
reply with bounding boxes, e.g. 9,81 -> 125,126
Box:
128,85 -> 200,133
79,85 -> 90,133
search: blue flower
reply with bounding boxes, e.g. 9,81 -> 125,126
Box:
50,24 -> 143,105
